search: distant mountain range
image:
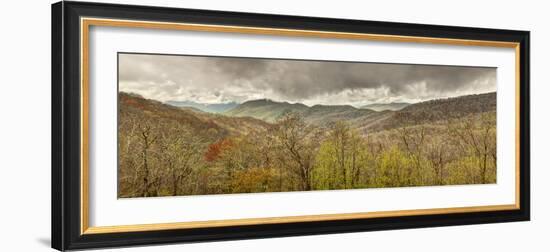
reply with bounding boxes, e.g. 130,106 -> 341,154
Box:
224,99 -> 309,122
224,99 -> 380,126
166,100 -> 239,113
223,92 -> 496,131
121,92 -> 496,136
361,102 -> 410,111
167,99 -> 411,115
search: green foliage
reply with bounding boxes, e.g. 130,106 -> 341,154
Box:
312,122 -> 369,190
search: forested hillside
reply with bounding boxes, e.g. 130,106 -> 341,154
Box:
118,91 -> 496,198
363,92 -> 496,131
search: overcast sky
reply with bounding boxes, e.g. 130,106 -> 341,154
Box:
118,53 -> 496,106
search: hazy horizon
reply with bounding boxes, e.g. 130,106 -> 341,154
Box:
119,53 -> 496,107
121,90 -> 496,109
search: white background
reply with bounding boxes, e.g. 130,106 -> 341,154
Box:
89,25 -> 516,227
0,0 -> 547,251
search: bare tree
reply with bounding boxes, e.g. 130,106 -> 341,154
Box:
448,113 -> 496,183
136,121 -> 157,197
275,113 -> 320,191
158,121 -> 205,196
426,138 -> 451,185
397,125 -> 426,185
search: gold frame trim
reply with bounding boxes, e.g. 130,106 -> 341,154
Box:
80,17 -> 522,235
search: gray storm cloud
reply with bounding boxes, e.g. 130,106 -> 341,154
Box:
118,53 -> 496,106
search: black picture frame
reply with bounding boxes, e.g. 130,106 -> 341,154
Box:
52,1 -> 530,251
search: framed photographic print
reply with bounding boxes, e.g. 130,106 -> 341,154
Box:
51,1 -> 530,250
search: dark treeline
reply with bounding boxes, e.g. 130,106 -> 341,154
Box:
118,93 -> 496,198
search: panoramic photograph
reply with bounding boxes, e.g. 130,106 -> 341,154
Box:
117,53 -> 497,198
